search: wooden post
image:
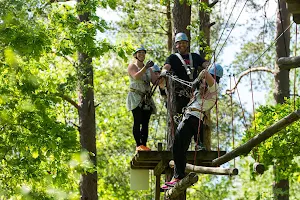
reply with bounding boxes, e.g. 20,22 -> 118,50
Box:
212,109 -> 300,166
155,175 -> 161,200
155,142 -> 163,200
169,161 -> 238,176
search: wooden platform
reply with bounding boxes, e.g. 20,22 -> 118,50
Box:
131,150 -> 226,172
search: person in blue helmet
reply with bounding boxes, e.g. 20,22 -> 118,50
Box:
151,64 -> 168,102
161,32 -> 210,114
127,46 -> 160,152
161,64 -> 223,189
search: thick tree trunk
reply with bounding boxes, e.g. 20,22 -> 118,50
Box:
273,1 -> 290,199
273,166 -> 289,200
274,0 -> 290,104
199,0 -> 210,58
77,6 -> 97,200
172,0 -> 191,52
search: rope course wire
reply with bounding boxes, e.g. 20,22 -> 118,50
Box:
214,0 -> 249,63
229,74 -> 235,167
226,21 -> 294,94
213,0 -> 239,54
293,24 -> 298,110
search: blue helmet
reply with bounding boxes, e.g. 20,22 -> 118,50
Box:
133,46 -> 146,55
175,32 -> 189,43
151,64 -> 161,72
209,64 -> 223,78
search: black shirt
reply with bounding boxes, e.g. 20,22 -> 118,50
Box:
165,53 -> 206,82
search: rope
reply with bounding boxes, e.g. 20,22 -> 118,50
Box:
249,66 -> 260,162
229,74 -> 235,167
233,74 -> 247,128
293,24 -> 298,110
215,0 -> 249,62
277,0 -> 288,57
193,75 -> 207,165
214,0 -> 239,52
249,21 -> 294,68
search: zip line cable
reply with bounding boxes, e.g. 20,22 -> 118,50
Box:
293,24 -> 298,110
214,0 -> 249,62
214,0 -> 239,53
246,21 -> 294,69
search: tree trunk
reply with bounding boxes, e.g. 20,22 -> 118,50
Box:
199,0 -> 210,58
274,0 -> 290,104
172,0 -> 191,52
273,1 -> 290,199
77,6 -> 98,200
199,0 -> 212,150
166,0 -> 172,53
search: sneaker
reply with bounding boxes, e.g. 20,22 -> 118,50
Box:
195,142 -> 206,151
140,145 -> 151,151
161,184 -> 171,190
165,178 -> 180,187
136,146 -> 145,151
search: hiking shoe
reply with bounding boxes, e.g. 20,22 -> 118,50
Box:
165,178 -> 180,187
195,143 -> 206,151
136,145 -> 151,152
136,146 -> 145,152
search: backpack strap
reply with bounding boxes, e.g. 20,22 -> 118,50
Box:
175,53 -> 194,81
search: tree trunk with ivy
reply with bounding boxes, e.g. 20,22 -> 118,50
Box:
273,0 -> 290,199
76,3 -> 98,200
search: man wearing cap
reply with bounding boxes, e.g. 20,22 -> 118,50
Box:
162,32 -> 210,114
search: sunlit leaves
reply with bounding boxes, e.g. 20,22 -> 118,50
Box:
244,99 -> 300,179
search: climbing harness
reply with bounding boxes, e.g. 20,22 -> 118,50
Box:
175,53 -> 194,81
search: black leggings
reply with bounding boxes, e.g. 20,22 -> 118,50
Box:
173,115 -> 203,179
131,106 -> 152,147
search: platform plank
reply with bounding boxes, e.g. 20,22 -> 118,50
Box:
130,150 -> 226,171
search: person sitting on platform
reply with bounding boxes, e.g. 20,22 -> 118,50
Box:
162,64 -> 223,188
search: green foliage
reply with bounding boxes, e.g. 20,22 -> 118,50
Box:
244,99 -> 300,180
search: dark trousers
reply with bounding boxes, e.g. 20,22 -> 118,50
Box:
175,95 -> 204,144
173,115 -> 203,179
131,106 -> 152,147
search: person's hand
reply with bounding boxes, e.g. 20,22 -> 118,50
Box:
202,61 -> 210,69
145,60 -> 154,69
160,69 -> 168,77
197,69 -> 207,80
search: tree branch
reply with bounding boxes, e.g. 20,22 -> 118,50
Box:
277,56 -> 300,70
56,93 -> 80,110
169,160 -> 238,176
226,67 -> 276,94
211,109 -> 300,166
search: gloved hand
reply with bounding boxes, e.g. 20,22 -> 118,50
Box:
145,60 -> 154,69
160,69 -> 168,77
